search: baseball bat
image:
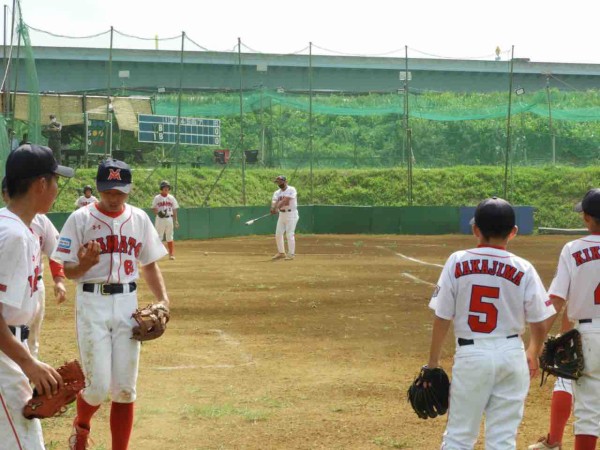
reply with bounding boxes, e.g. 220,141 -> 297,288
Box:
244,213 -> 272,226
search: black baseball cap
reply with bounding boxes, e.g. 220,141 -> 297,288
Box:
6,144 -> 74,181
274,175 -> 287,183
472,197 -> 515,236
96,158 -> 132,193
574,188 -> 600,219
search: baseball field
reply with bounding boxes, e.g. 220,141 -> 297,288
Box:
38,234 -> 574,449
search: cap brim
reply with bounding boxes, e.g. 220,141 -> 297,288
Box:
96,181 -> 132,194
54,165 -> 75,178
574,202 -> 584,213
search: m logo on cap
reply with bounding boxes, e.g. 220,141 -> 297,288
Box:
108,169 -> 121,181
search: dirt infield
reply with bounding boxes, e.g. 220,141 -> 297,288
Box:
39,234 -> 576,449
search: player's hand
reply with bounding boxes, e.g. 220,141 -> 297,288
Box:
175,221 -> 180,229
21,358 -> 64,398
526,347 -> 539,379
270,208 -> 276,215
78,241 -> 101,271
54,279 -> 67,304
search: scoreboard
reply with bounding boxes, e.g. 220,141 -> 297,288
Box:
138,114 -> 220,146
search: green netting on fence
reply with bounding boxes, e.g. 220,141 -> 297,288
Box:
154,90 -> 600,121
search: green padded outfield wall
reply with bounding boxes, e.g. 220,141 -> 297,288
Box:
46,205 -> 465,239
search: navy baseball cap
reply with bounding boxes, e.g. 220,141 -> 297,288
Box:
6,144 -> 74,181
574,188 -> 600,219
96,158 -> 132,193
472,197 -> 516,235
274,175 -> 287,183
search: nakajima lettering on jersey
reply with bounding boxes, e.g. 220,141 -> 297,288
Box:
454,258 -> 525,286
51,204 -> 167,284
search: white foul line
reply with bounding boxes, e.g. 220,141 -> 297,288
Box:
395,252 -> 444,268
401,272 -> 437,287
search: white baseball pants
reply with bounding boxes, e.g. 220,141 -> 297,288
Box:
441,336 -> 529,450
75,286 -> 141,406
0,345 -> 45,449
275,211 -> 299,255
155,217 -> 174,242
573,323 -> 600,437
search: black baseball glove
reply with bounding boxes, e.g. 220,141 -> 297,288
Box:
157,211 -> 167,218
539,328 -> 584,385
407,366 -> 450,419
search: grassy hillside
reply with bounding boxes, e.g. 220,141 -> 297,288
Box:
51,166 -> 600,229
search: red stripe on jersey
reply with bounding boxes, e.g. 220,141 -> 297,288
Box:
116,211 -> 133,284
90,211 -> 115,284
477,244 -> 507,250
94,203 -> 126,218
466,250 -> 511,258
0,284 -> 6,292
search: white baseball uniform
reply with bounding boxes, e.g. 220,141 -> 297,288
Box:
0,208 -> 45,450
430,245 -> 555,449
548,234 -> 600,437
271,186 -> 299,256
51,203 -> 167,406
152,193 -> 179,242
75,195 -> 98,209
27,214 -> 61,359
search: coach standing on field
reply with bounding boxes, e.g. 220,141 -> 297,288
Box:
270,175 -> 299,261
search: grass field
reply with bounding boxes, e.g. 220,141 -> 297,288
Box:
38,234 -> 575,449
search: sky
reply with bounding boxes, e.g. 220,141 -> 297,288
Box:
13,0 -> 600,64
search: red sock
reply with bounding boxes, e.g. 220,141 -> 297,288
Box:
547,390 -> 572,445
76,393 -> 100,429
575,434 -> 598,450
110,401 -> 134,450
167,241 -> 174,255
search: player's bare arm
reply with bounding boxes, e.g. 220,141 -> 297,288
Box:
173,208 -> 179,228
53,276 -> 67,303
64,240 -> 101,279
140,261 -> 170,310
526,320 -> 548,379
427,315 -> 452,369
543,295 -> 567,333
0,305 -> 63,397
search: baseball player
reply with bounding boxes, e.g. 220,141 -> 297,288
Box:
74,185 -> 98,209
52,158 -> 170,450
152,180 -> 179,260
0,144 -> 73,449
541,188 -> 600,450
1,178 -> 67,360
528,311 -> 574,450
270,175 -> 299,260
426,197 -> 555,449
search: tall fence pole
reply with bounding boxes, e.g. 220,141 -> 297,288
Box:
504,45 -> 515,199
546,75 -> 556,165
238,37 -> 246,205
309,42 -> 314,204
104,26 -> 113,158
174,31 -> 185,196
404,45 -> 413,206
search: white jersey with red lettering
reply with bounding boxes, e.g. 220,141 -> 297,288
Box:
430,245 -> 555,450
75,195 -> 98,209
152,193 -> 179,218
0,208 -> 41,326
0,207 -> 45,450
549,234 -> 600,321
548,233 -> 600,437
52,203 -> 167,283
430,246 -> 553,338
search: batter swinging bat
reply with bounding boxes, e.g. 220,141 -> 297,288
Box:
244,213 -> 271,226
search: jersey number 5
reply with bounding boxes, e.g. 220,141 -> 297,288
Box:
468,285 -> 500,333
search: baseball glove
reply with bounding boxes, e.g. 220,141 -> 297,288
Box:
23,359 -> 85,419
157,211 -> 167,218
539,328 -> 584,385
407,366 -> 450,419
131,303 -> 170,341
